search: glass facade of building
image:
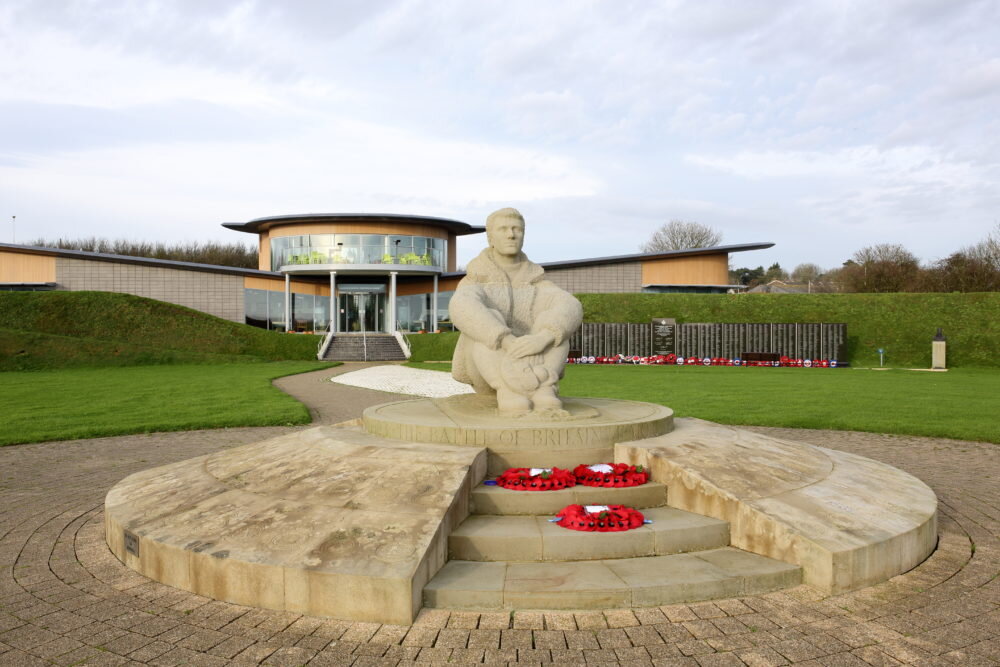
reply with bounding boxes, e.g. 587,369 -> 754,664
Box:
244,288 -> 454,333
395,291 -> 454,332
245,288 -> 332,332
271,234 -> 447,271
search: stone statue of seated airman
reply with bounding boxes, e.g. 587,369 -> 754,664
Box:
451,208 -> 583,415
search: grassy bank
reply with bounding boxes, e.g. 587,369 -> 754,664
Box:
579,292 -> 1000,368
0,361 -> 333,446
406,293 -> 1000,368
0,291 -> 319,369
0,328 -> 260,370
405,331 -> 460,362
404,362 -> 1000,443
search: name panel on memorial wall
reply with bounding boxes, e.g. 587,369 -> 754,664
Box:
651,318 -> 676,355
570,322 -> 847,361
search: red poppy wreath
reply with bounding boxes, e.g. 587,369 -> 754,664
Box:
494,467 -> 577,491
573,463 -> 649,487
552,504 -> 646,532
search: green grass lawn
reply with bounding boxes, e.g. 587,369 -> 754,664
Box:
405,362 -> 1000,443
0,361 -> 333,446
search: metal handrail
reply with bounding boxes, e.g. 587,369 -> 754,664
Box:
361,314 -> 368,362
393,323 -> 412,360
317,327 -> 335,360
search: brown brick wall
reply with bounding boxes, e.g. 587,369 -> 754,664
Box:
56,258 -> 245,322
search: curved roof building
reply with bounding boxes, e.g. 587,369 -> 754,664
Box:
0,211 -> 773,338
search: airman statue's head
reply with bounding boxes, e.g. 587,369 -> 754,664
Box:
486,208 -> 525,258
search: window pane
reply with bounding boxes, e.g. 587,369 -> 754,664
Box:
437,291 -> 454,331
315,293 -> 331,332
245,288 -> 268,329
395,293 -> 428,332
293,293 -> 313,332
268,291 -> 285,331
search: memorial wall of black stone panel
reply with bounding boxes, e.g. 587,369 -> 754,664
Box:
569,322 -> 847,360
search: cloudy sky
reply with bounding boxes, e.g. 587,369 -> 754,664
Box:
1,0 -> 998,271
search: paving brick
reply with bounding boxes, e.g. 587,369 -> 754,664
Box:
545,612 -> 578,630
695,652 -> 747,666
467,628 -> 500,649
476,611 -> 511,629
261,645 -> 317,665
595,627 -> 632,649
2,375 -> 998,666
512,611 -> 545,629
27,635 -> 84,660
0,624 -> 60,651
432,627 -> 468,648
532,629 -> 566,649
500,628 -> 533,650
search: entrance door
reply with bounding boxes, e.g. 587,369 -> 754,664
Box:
338,291 -> 385,333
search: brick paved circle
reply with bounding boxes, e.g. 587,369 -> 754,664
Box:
1,365 -> 998,665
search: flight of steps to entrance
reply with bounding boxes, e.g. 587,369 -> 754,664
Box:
323,334 -> 407,361
423,474 -> 801,611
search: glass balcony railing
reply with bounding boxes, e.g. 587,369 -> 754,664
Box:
271,234 -> 447,271
276,245 -> 444,268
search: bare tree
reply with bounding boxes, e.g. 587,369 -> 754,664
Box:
974,222 -> 1000,270
791,263 -> 824,283
640,220 -> 722,252
921,223 -> 1000,292
26,237 -> 258,268
840,243 -> 921,293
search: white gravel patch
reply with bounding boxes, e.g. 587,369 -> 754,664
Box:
332,365 -> 475,398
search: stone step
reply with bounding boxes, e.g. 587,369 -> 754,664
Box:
449,507 -> 729,562
324,335 -> 406,361
423,548 -> 802,610
471,481 -> 668,515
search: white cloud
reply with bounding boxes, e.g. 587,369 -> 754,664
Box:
686,145 -> 987,189
0,115 -> 601,241
1,0 -> 999,270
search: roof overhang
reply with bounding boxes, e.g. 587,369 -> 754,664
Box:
642,284 -> 743,289
537,242 -> 775,271
0,281 -> 57,288
223,213 -> 485,236
0,242 -> 291,280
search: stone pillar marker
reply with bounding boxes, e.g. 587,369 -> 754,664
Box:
932,327 -> 947,369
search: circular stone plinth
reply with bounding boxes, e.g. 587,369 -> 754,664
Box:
362,395 -> 673,452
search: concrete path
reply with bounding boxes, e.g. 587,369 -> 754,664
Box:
0,364 -> 998,665
272,362 -> 412,424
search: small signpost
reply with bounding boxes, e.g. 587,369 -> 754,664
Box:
878,348 -> 886,367
651,318 -> 676,356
